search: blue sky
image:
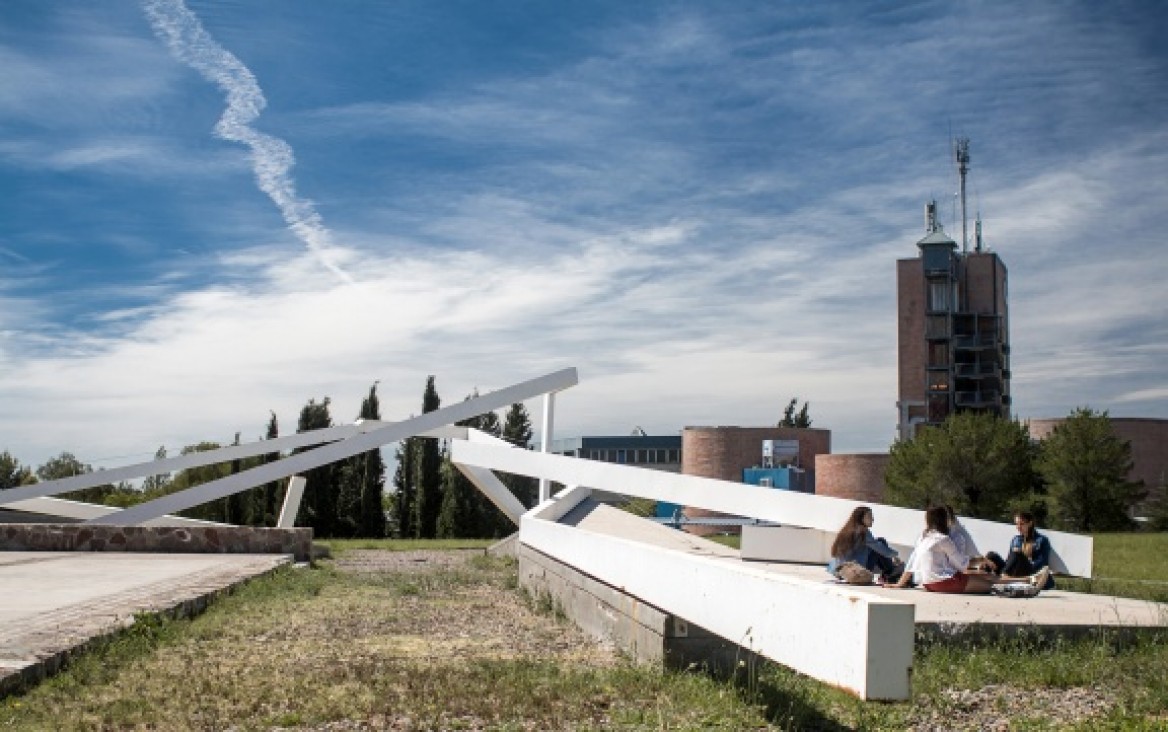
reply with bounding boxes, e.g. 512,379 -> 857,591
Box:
1,0 -> 1166,470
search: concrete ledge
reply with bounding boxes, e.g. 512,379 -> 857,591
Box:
519,542 -> 754,673
0,524 -> 313,562
521,494 -> 916,700
0,553 -> 291,697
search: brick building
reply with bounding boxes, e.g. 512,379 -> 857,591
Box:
896,202 -> 1010,441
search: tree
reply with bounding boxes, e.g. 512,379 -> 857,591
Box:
391,437 -> 417,538
172,442 -> 232,521
500,403 -> 537,509
411,376 -> 443,538
224,432 -> 249,525
140,446 -> 172,495
779,398 -> 812,428
253,412 -> 282,527
336,383 -> 387,538
436,457 -> 477,538
437,391 -> 511,538
0,451 -> 34,490
294,397 -> 337,535
884,412 -> 1036,520
35,452 -> 124,504
356,385 -> 388,538
1037,408 -> 1143,532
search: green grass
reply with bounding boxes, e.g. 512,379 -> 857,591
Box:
3,535 -> 1167,730
705,533 -> 742,549
318,537 -> 496,556
1059,533 -> 1168,603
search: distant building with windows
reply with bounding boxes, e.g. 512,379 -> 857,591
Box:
550,434 -> 682,473
896,201 -> 1011,440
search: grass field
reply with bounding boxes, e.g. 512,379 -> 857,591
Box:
1,534 -> 1166,730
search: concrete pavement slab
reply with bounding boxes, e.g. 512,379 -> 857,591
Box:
0,551 -> 292,695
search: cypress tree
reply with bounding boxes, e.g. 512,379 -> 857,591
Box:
140,446 -> 172,497
335,383 -> 388,538
411,376 -> 443,538
391,437 -> 416,538
256,412 -> 281,526
334,460 -> 362,538
294,397 -> 336,535
356,384 -> 387,538
224,432 -> 248,525
501,402 -> 537,508
436,457 -> 475,538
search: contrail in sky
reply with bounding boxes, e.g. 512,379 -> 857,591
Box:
141,0 -> 352,283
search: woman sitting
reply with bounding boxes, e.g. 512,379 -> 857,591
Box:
827,506 -> 902,583
985,511 -> 1056,589
893,507 -> 1050,593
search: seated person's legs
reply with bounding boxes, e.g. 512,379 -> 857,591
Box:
1001,552 -> 1036,578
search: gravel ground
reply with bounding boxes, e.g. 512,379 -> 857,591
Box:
908,684 -> 1118,731
303,549 -> 1126,731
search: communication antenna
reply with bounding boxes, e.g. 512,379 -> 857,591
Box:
954,137 -> 971,254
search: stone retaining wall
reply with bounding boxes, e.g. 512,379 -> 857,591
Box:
0,524 -> 313,562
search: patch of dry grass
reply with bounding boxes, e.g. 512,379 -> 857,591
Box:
0,552 -> 778,731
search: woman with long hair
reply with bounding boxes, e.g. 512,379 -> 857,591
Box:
827,506 -> 902,582
985,511 -> 1055,589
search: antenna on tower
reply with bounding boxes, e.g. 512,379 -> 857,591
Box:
954,137 -> 970,254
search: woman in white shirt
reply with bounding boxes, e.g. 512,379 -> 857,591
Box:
893,507 -> 1049,593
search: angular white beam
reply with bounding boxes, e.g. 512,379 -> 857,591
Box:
454,464 -> 527,525
277,476 -> 307,529
0,419 -> 395,507
450,440 -> 1094,577
0,496 -> 230,528
92,368 -> 577,526
520,485 -> 915,700
538,392 -> 555,502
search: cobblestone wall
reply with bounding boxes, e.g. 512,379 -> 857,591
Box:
0,524 -> 313,562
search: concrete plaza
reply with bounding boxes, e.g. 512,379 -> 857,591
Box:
0,551 -> 291,695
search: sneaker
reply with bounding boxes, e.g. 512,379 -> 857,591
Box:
1031,567 -> 1051,589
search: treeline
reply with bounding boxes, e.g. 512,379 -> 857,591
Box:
0,376 -> 538,539
885,407 -> 1166,531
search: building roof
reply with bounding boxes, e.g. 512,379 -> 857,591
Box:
916,230 -> 957,247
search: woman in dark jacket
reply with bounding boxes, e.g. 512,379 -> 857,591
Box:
986,511 -> 1055,589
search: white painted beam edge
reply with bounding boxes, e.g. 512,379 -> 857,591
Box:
451,440 -> 1093,578
454,464 -> 527,525
0,496 -> 231,527
92,368 -> 577,526
277,476 -> 307,529
520,514 -> 914,700
0,419 -> 390,506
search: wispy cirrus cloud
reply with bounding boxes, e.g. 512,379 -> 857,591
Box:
1,0 -> 1166,471
140,0 -> 352,283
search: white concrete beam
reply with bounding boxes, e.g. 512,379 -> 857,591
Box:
539,392 -> 555,502
91,368 -> 577,526
520,486 -> 915,700
0,496 -> 230,528
0,419 -> 398,507
454,464 -> 527,525
276,476 -> 307,529
450,440 -> 1093,577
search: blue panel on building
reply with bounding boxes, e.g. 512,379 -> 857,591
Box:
742,467 -> 810,492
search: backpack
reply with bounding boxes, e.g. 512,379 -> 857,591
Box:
836,561 -> 875,585
991,582 -> 1040,598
